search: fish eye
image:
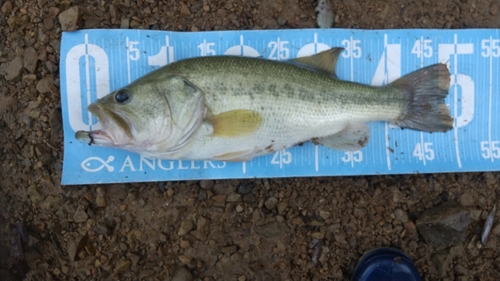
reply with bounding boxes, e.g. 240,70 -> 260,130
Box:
114,89 -> 130,104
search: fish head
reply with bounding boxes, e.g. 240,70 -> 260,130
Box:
76,73 -> 205,156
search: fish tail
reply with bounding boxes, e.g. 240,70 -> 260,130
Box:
391,63 -> 453,132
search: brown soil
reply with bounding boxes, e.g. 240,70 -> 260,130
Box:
1,0 -> 500,280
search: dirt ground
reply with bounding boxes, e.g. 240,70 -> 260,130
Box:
1,0 -> 500,280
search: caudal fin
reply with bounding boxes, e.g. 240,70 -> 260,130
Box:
390,63 -> 453,132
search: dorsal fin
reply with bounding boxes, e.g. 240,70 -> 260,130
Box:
290,47 -> 344,78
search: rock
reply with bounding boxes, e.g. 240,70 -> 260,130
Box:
49,6 -> 60,18
277,201 -> 288,214
221,245 -> 237,254
179,240 -> 190,248
114,259 -> 131,273
197,189 -> 207,201
73,207 -> 88,223
264,197 -> 278,210
36,77 -> 53,94
1,1 -> 12,14
180,3 -> 191,15
227,193 -> 241,202
393,208 -> 409,223
95,187 -> 106,207
490,3 -> 499,16
454,264 -> 468,276
59,6 -> 79,31
23,47 -> 38,73
237,182 -> 254,195
255,221 -> 290,238
243,193 -> 256,204
0,56 -> 23,81
459,192 -> 474,206
199,180 -> 214,190
416,202 -> 470,248
432,252 -> 452,278
27,185 -> 44,202
178,219 -> 194,236
172,266 -> 193,281
492,223 -> 500,235
484,172 -> 496,186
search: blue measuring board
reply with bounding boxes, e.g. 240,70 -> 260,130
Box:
60,29 -> 500,185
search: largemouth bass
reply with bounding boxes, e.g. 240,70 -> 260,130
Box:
75,48 -> 453,161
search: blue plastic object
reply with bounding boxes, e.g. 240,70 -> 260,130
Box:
351,248 -> 422,281
60,28 -> 500,184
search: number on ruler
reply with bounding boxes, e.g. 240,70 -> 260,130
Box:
127,39 -> 140,61
341,151 -> 363,163
480,141 -> 500,159
481,39 -> 500,58
268,38 -> 289,60
341,39 -> 361,58
413,142 -> 435,161
198,39 -> 216,56
411,39 -> 433,58
271,149 -> 292,168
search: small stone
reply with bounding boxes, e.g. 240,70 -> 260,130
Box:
221,245 -> 237,254
172,266 -> 193,281
1,56 -> 23,81
227,193 -> 241,202
459,192 -> 474,206
393,208 -> 409,223
243,193 -> 256,204
235,205 -> 244,212
491,223 -> 500,235
197,189 -> 207,201
416,202 -> 470,248
1,1 -> 12,13
404,221 -> 418,238
179,240 -> 191,248
264,197 -> 278,210
49,6 -> 60,18
178,219 -> 194,236
432,253 -> 452,278
238,275 -> 247,281
255,221 -> 290,238
73,207 -> 88,223
484,172 -> 496,186
120,18 -> 130,29
199,180 -> 214,190
59,6 -> 79,31
319,210 -> 330,220
178,255 -> 192,264
311,232 -> 324,240
277,201 -> 288,214
23,47 -> 38,73
96,195 -> 106,207
237,182 -> 254,194
212,194 -> 226,204
27,185 -> 44,202
454,264 -> 468,276
36,77 -> 53,94
490,3 -> 499,16
469,209 -> 482,221
180,3 -> 191,15
114,259 -> 131,273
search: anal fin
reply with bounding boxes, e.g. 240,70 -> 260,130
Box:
315,123 -> 370,151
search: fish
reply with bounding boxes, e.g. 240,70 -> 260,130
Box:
75,48 -> 453,161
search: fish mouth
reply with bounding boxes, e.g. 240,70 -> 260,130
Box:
75,103 -> 133,146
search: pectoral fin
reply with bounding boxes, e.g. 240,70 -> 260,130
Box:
315,122 -> 370,151
290,47 -> 343,78
207,109 -> 263,137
